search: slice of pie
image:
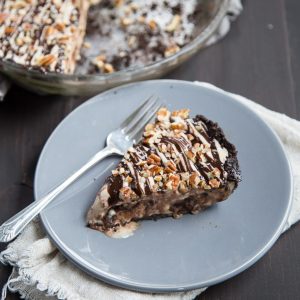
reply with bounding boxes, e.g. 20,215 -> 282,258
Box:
0,0 -> 89,73
87,108 -> 241,238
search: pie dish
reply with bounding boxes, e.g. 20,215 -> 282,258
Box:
0,0 -> 229,95
0,0 -> 223,75
87,108 -> 241,237
35,80 -> 292,292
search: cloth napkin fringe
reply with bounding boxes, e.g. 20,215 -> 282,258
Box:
1,268 -> 69,300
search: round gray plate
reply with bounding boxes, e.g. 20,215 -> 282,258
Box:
35,80 -> 293,293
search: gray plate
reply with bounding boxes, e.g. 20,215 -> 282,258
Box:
35,80 -> 293,293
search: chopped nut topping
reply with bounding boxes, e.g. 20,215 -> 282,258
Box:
55,22 -> 65,32
145,123 -> 155,131
186,150 -> 195,161
149,165 -> 163,176
121,17 -> 134,27
164,45 -> 180,57
0,13 -> 9,24
157,107 -> 171,122
106,107 -> 231,201
125,176 -> 133,183
171,109 -> 190,119
179,181 -> 187,193
190,172 -> 200,187
114,0 -> 124,7
154,175 -> 162,182
38,54 -> 56,67
170,123 -> 186,130
168,174 -> 180,190
167,161 -> 177,171
148,19 -> 157,31
130,2 -> 139,12
165,15 -> 181,32
138,16 -> 146,23
148,153 -> 161,164
209,178 -> 220,188
5,26 -> 15,34
104,63 -> 115,73
119,187 -> 137,201
83,42 -> 91,49
187,134 -> 194,141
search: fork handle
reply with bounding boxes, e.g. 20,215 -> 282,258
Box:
0,146 -> 116,243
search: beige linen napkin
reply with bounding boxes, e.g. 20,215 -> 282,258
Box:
1,80 -> 300,300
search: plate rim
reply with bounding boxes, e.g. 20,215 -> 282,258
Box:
35,79 -> 293,292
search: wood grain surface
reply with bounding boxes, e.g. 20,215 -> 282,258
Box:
1,0 -> 300,299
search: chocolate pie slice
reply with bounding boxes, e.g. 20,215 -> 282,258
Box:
87,108 -> 241,238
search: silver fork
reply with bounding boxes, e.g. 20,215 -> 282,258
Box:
0,95 -> 161,243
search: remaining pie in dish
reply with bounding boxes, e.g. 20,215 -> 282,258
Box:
0,0 -> 214,74
87,107 -> 241,238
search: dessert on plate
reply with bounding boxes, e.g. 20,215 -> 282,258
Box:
87,107 -> 241,238
0,0 -> 214,74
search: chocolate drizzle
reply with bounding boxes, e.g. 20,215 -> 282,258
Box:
107,175 -> 123,206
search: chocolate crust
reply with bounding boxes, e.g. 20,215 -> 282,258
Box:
194,115 -> 241,186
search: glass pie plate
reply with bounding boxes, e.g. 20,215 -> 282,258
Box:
0,0 -> 229,96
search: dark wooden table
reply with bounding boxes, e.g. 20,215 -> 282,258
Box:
1,0 -> 300,299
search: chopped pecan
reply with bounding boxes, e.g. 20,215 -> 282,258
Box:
157,108 -> 171,122
121,17 -> 134,27
125,176 -> 133,183
114,0 -> 124,7
187,134 -> 194,141
167,174 -> 180,190
145,123 -> 155,131
38,54 -> 56,67
154,175 -> 162,182
190,172 -> 200,187
170,123 -> 186,131
149,165 -> 163,176
171,109 -> 190,119
209,178 -> 220,188
44,26 -> 54,37
5,26 -> 15,35
119,187 -> 137,201
104,63 -> 115,73
147,153 -> 161,165
167,160 -> 177,171
0,13 -> 9,24
55,22 -> 65,31
165,15 -> 181,32
148,19 -> 157,31
179,181 -> 187,193
186,150 -> 195,161
164,45 -> 180,57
